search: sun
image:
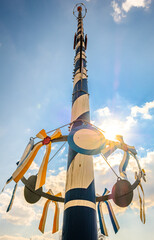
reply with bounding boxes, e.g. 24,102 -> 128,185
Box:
99,119 -> 127,141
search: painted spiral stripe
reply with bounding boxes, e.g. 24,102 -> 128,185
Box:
62,8 -> 97,240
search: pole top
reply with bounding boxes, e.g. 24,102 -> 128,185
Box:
73,3 -> 87,19
77,6 -> 82,11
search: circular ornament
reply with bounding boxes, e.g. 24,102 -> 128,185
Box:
112,179 -> 133,207
68,125 -> 106,155
73,3 -> 87,19
42,136 -> 51,145
24,175 -> 42,204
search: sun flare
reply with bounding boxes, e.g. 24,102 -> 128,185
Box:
99,119 -> 128,141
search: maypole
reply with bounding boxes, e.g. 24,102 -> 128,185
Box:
62,3 -> 97,240
2,3 -> 146,240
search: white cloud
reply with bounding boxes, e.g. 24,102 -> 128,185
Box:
49,169 -> 55,173
131,101 -> 154,119
30,231 -> 59,240
0,231 -> 59,240
111,0 -> 152,22
0,186 -> 40,226
93,102 -> 154,212
139,150 -> 154,167
93,107 -> 135,141
138,147 -> 144,151
94,151 -> 123,172
111,1 -> 126,23
59,146 -> 66,156
122,0 -> 151,12
130,150 -> 154,211
0,236 -> 28,240
29,161 -> 39,171
45,167 -> 66,196
95,107 -> 111,117
93,100 -> 154,140
94,148 -> 154,216
1,99 -> 154,237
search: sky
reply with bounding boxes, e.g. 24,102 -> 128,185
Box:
0,0 -> 154,239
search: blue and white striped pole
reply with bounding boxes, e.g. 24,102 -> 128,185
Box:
62,4 -> 98,240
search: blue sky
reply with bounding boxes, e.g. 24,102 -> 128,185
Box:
0,0 -> 154,239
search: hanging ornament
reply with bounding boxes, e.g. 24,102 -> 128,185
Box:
112,179 -> 133,207
24,175 -> 42,204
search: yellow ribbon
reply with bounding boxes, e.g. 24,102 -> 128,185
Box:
12,129 -> 62,185
39,189 -> 62,234
35,129 -> 62,190
135,172 -> 146,224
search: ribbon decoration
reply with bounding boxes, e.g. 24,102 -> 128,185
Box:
2,129 -> 62,212
105,198 -> 120,234
1,139 -> 34,212
116,135 -> 137,179
39,189 -> 62,234
12,129 -> 62,187
35,129 -> 62,190
135,172 -> 146,224
101,135 -> 139,179
1,138 -> 34,194
101,140 -> 121,158
6,183 -> 18,212
1,176 -> 13,194
98,188 -> 120,236
98,189 -> 110,236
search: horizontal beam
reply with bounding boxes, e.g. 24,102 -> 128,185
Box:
52,135 -> 68,142
21,176 -> 65,203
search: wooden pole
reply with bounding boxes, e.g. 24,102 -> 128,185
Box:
62,5 -> 98,240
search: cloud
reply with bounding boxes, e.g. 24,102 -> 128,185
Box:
94,151 -> 123,172
122,0 -> 151,12
59,146 -> 66,155
92,101 -> 154,212
1,99 -> 153,238
94,148 -> 154,216
0,186 -> 40,226
111,1 -> 126,23
111,0 -> 152,22
95,107 -> 111,117
131,101 -> 154,119
130,151 -> 154,211
93,109 -> 134,141
30,231 -> 59,240
29,161 -> 39,171
0,231 -> 59,240
92,100 -> 154,140
0,236 -> 28,240
45,168 -> 66,196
